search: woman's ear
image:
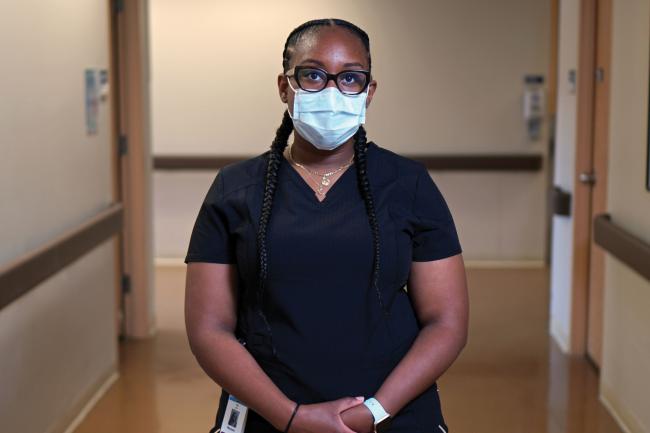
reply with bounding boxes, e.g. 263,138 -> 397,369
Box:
277,74 -> 289,103
365,79 -> 378,108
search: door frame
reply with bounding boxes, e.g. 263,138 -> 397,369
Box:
546,0 -> 560,265
108,0 -> 124,339
109,0 -> 154,339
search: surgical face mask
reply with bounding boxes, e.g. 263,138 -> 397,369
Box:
287,84 -> 369,151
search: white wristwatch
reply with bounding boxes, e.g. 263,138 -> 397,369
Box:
363,397 -> 392,433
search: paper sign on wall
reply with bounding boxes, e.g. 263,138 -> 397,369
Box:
85,69 -> 98,135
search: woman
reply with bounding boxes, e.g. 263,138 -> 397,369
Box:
184,18 -> 469,433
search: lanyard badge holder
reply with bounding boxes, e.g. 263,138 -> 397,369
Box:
215,292 -> 274,432
216,338 -> 250,433
219,394 -> 249,433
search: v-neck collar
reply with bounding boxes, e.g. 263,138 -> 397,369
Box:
277,141 -> 378,209
281,147 -> 356,208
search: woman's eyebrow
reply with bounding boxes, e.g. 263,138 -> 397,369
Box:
300,58 -> 327,67
299,58 -> 367,69
342,62 -> 365,68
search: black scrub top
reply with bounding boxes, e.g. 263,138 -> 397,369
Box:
185,141 -> 462,433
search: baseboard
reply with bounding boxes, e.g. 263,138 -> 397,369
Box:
464,259 -> 546,268
600,383 -> 646,433
549,319 -> 571,354
50,364 -> 119,433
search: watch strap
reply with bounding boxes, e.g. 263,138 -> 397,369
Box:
363,397 -> 391,424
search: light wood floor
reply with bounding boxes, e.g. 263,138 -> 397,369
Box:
72,266 -> 624,433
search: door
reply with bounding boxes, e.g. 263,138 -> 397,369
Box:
584,0 -> 611,368
570,0 -> 611,367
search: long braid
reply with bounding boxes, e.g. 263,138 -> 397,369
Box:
254,19 -> 385,357
256,110 -> 293,355
353,126 -> 389,316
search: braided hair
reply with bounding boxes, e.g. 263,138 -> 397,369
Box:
255,19 -> 387,356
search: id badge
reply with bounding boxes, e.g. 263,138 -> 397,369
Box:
219,394 -> 249,433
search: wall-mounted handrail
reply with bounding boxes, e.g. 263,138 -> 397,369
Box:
153,153 -> 543,172
0,203 -> 123,311
551,186 -> 572,216
594,213 -> 650,282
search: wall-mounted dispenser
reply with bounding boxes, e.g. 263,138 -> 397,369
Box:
523,74 -> 545,141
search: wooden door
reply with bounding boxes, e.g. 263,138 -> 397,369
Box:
570,0 -> 611,367
585,0 -> 611,368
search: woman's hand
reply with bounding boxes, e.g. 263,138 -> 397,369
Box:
289,396 -> 366,433
340,402 -> 374,433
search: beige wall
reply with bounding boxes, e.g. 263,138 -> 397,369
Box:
0,1 -> 118,432
600,1 -> 650,431
151,0 -> 551,262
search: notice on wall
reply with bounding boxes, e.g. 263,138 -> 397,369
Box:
85,69 -> 98,135
99,69 -> 109,101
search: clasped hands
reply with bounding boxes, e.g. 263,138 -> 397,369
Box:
285,395 -> 376,433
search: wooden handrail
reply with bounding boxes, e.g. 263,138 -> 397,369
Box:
153,153 -> 543,172
0,203 -> 123,311
594,213 -> 650,282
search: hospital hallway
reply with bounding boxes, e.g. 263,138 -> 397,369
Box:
5,1 -> 650,432
69,266 -> 623,433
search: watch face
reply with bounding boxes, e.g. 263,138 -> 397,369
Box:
376,417 -> 392,433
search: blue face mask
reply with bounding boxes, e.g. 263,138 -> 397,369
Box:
287,84 -> 369,151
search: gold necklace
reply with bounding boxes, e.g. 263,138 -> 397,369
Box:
287,143 -> 354,197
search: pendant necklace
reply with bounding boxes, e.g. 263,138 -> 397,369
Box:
287,143 -> 354,197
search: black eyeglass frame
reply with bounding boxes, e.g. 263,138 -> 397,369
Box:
285,65 -> 372,95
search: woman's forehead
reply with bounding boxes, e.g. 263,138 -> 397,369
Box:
290,27 -> 369,69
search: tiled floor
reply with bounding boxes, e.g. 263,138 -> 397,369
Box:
72,266 -> 624,433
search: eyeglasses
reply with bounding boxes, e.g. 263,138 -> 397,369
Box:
286,66 -> 371,95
